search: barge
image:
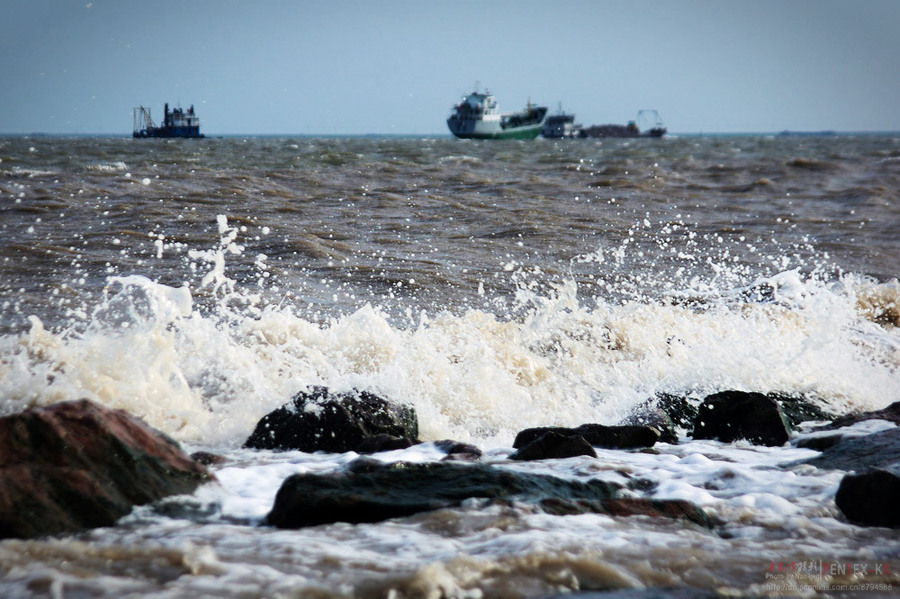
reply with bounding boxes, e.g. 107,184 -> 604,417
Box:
133,103 -> 204,138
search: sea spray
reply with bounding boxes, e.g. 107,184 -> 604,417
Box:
2,217 -> 898,447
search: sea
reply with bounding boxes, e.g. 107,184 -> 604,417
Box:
0,133 -> 898,598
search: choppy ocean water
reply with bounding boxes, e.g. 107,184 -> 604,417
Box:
0,134 -> 898,597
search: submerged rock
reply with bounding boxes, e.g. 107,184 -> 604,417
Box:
265,460 -> 620,528
243,386 -> 418,452
835,465 -> 900,528
266,460 -> 712,530
513,424 -> 659,451
0,399 -> 213,540
691,391 -> 790,446
795,434 -> 845,451
433,439 -> 483,461
602,498 -> 712,528
803,428 -> 900,471
355,434 -> 417,454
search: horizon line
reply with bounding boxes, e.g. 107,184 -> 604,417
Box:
3,130 -> 900,138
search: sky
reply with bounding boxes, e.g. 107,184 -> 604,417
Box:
1,0 -> 899,135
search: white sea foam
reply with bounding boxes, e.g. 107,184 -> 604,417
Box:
86,161 -> 127,172
1,237 -> 898,450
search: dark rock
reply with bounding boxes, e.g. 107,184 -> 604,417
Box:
355,434 -> 416,454
513,426 -> 570,448
691,391 -> 790,446
577,423 -> 660,449
795,434 -> 844,451
803,428 -> 900,471
620,393 -> 699,444
243,386 -> 418,452
510,431 -> 598,461
655,393 -> 700,432
602,498 -> 712,528
835,465 -> 900,527
434,439 -> 483,461
815,400 -> 900,431
536,497 -> 607,516
772,393 -> 837,427
0,399 -> 213,540
513,423 -> 659,450
265,460 -> 620,529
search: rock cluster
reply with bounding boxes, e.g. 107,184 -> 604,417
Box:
244,388 -> 899,529
3,390 -> 897,541
802,401 -> 900,528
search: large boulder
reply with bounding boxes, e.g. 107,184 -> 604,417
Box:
243,386 -> 418,452
265,460 -> 620,528
834,465 -> 900,528
0,399 -> 213,539
513,424 -> 659,451
691,391 -> 790,446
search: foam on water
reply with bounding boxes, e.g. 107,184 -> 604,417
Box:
1,215 -> 897,450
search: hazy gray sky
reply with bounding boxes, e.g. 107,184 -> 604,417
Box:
2,0 -> 898,135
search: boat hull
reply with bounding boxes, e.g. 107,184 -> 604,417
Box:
448,102 -> 548,140
447,120 -> 545,140
133,128 -> 204,139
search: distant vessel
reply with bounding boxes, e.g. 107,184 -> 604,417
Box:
133,103 -> 204,138
579,110 -> 666,139
447,88 -> 548,139
542,105 -> 581,139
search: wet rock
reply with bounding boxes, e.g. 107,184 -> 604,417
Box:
654,393 -> 700,432
621,393 -> 698,444
772,393 -> 837,427
513,424 -> 659,451
265,460 -> 620,529
835,465 -> 900,528
795,434 -> 845,451
0,399 -> 213,540
691,391 -> 790,446
814,400 -> 900,431
434,439 -> 483,461
602,498 -> 712,528
190,451 -> 227,466
243,386 -> 418,452
355,434 -> 417,454
803,428 -> 900,471
538,496 -> 711,528
510,431 -> 598,461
